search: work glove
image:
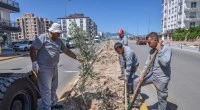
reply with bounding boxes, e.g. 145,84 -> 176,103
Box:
32,61 -> 40,73
77,57 -> 86,63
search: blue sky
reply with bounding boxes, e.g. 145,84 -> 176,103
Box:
11,0 -> 163,35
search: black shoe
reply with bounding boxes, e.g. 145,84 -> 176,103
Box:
118,75 -> 124,80
51,104 -> 64,109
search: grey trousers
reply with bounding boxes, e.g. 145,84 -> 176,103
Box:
37,67 -> 58,110
119,54 -> 126,75
127,73 -> 134,94
133,75 -> 169,110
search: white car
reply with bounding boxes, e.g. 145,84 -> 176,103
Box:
13,40 -> 33,51
94,38 -> 100,43
66,38 -> 74,48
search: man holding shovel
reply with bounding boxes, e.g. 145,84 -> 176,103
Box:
132,32 -> 172,110
30,23 -> 84,110
114,42 -> 139,94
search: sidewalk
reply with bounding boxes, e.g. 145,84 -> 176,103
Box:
129,40 -> 200,53
0,49 -> 29,61
163,41 -> 200,53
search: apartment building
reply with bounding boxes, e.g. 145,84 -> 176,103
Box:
11,13 -> 53,42
0,0 -> 20,47
162,0 -> 200,40
58,13 -> 97,39
43,18 -> 53,33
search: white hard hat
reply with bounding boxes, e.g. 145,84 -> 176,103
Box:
48,23 -> 62,33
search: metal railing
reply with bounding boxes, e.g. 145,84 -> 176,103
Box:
0,0 -> 19,8
185,16 -> 200,21
0,18 -> 18,28
184,6 -> 200,11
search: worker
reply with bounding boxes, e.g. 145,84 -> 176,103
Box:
133,32 -> 172,109
114,42 -> 139,94
30,23 -> 84,110
118,29 -> 128,80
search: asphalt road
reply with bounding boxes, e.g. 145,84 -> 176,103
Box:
0,49 -> 80,94
0,42 -> 105,109
114,40 -> 200,110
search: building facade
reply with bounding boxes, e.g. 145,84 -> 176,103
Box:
11,13 -> 53,42
162,0 -> 200,40
58,13 -> 97,40
0,0 -> 20,47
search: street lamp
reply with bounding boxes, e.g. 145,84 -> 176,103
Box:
148,15 -> 151,34
145,9 -> 151,34
137,19 -> 138,37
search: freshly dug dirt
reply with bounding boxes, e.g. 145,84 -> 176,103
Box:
64,41 -> 125,110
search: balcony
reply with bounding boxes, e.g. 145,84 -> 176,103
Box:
178,2 -> 182,6
0,18 -> 21,32
185,6 -> 200,12
178,9 -> 182,14
0,0 -> 20,12
185,16 -> 200,22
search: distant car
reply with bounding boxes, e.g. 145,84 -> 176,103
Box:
94,38 -> 100,43
85,38 -> 91,45
136,38 -> 147,45
66,38 -> 74,48
13,40 -> 33,51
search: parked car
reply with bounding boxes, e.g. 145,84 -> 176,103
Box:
66,38 -> 74,48
85,38 -> 91,45
93,36 -> 101,43
94,38 -> 100,43
13,40 -> 33,51
136,38 -> 147,45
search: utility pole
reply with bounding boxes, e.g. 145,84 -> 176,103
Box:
148,15 -> 150,34
137,20 -> 138,37
64,0 -> 71,39
127,27 -> 129,38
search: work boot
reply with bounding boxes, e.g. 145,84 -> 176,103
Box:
118,74 -> 124,80
51,104 -> 64,109
133,99 -> 142,108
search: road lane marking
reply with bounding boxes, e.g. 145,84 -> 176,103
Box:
0,56 -> 23,64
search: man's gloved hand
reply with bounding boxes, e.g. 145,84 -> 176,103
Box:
32,61 -> 40,73
77,57 -> 86,63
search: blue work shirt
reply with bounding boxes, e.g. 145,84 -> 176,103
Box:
123,46 -> 139,80
31,33 -> 67,68
120,37 -> 128,46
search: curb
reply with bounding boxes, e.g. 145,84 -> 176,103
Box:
57,41 -> 107,103
171,46 -> 200,54
0,54 -> 24,61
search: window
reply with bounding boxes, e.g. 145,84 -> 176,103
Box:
190,22 -> 195,27
80,19 -> 83,23
0,10 -> 1,20
62,20 -> 66,24
191,2 -> 197,8
190,12 -> 196,18
80,24 -> 83,30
